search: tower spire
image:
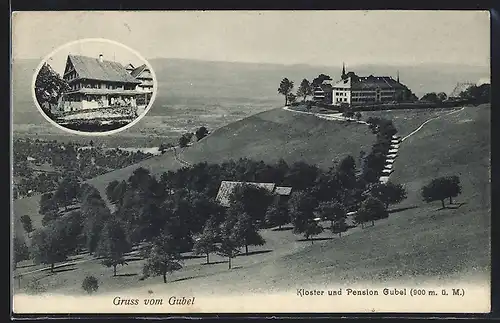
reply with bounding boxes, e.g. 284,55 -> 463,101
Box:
397,70 -> 400,83
342,62 -> 346,79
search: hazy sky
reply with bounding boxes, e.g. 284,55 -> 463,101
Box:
45,40 -> 147,76
12,11 -> 490,67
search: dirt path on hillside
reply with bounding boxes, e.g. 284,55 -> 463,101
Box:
401,107 -> 466,142
282,106 -> 368,124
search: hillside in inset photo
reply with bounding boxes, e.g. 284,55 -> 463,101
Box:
33,39 -> 156,134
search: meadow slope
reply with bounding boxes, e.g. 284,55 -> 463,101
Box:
13,105 -> 490,297
13,107 -> 375,237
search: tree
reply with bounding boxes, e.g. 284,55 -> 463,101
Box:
437,92 -> 448,102
355,196 -> 388,228
105,180 -> 120,203
13,236 -> 30,270
217,216 -> 241,269
231,212 -> 266,255
179,133 -> 191,148
30,220 -> 74,272
296,79 -> 313,102
459,84 -> 490,103
445,175 -> 462,204
355,111 -> 362,121
278,78 -> 294,106
265,201 -> 290,230
421,176 -> 461,209
39,192 -> 58,216
82,276 -> 99,294
159,143 -> 172,154
20,215 -> 33,235
34,63 -> 70,117
312,74 -> 332,87
303,220 -> 323,244
53,175 -> 80,211
195,126 -> 209,141
420,92 -> 439,103
142,232 -> 183,283
287,93 -> 297,105
288,191 -> 323,243
96,218 -> 131,276
193,217 -> 220,264
369,182 -> 407,209
316,201 -> 347,237
81,191 -> 112,254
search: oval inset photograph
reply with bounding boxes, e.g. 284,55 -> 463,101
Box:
32,38 -> 157,135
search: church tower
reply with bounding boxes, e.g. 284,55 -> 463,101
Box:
341,62 -> 346,80
397,70 -> 400,83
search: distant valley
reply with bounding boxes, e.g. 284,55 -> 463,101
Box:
12,58 -> 489,146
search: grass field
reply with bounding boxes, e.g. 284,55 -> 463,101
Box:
12,104 -> 490,297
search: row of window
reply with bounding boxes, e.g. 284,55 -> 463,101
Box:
333,90 -> 397,95
69,82 -> 137,91
351,97 -> 395,102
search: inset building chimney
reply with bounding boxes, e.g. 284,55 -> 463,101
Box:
98,54 -> 104,63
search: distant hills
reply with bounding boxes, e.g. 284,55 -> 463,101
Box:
12,57 -> 489,125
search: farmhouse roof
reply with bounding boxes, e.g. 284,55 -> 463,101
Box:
275,186 -> 292,196
130,64 -> 150,78
67,55 -> 141,84
64,88 -> 144,96
215,181 -> 292,207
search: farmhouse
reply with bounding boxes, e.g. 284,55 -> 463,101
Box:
53,54 -> 143,114
128,63 -> 154,106
215,181 -> 292,207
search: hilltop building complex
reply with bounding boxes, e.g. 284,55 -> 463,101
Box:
313,64 -> 413,106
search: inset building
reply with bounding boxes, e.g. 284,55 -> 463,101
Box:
54,54 -> 143,114
129,63 -> 154,106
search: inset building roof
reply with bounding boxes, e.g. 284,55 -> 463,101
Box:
66,55 -> 141,84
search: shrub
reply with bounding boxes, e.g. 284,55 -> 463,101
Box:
82,275 -> 99,294
25,278 -> 46,295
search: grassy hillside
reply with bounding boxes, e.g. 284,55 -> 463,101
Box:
182,107 -> 374,168
12,107 -> 374,237
13,105 -> 490,296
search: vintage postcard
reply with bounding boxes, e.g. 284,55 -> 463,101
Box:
11,10 -> 491,315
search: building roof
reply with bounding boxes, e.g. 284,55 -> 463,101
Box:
335,72 -> 408,91
351,75 -> 407,90
215,181 -> 292,207
67,55 -> 141,84
64,88 -> 144,96
275,186 -> 292,196
130,64 -> 151,78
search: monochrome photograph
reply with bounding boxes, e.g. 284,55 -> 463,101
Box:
11,10 -> 491,314
32,38 -> 156,134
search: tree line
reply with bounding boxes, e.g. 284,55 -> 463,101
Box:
13,138 -> 153,199
278,75 -> 333,106
16,146 -> 411,281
